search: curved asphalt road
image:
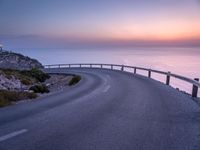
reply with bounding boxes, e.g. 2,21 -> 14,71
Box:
0,68 -> 200,150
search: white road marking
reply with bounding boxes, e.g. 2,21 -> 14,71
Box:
103,85 -> 110,93
101,74 -> 111,93
0,129 -> 28,142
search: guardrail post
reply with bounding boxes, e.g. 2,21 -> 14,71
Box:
134,68 -> 137,74
192,78 -> 199,98
90,64 -> 92,68
148,69 -> 151,78
166,72 -> 170,85
121,65 -> 124,71
69,64 -> 71,68
111,65 -> 113,70
101,64 -> 103,68
58,64 -> 61,68
80,64 -> 81,68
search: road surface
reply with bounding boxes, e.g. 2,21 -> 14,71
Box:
0,68 -> 200,150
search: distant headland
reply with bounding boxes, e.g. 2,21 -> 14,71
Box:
0,48 -> 43,70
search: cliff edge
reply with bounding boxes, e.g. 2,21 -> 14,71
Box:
0,50 -> 43,70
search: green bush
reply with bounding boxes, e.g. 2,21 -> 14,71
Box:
21,78 -> 32,85
21,68 -> 50,82
69,75 -> 81,86
29,84 -> 49,93
0,90 -> 37,107
1,68 -> 50,84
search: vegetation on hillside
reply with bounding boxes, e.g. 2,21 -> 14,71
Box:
29,84 -> 49,93
0,68 -> 50,107
0,68 -> 50,85
0,68 -> 82,107
0,90 -> 37,107
21,68 -> 50,82
69,75 -> 81,86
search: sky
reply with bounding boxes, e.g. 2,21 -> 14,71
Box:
0,0 -> 200,48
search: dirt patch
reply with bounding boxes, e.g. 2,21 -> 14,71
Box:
44,74 -> 74,92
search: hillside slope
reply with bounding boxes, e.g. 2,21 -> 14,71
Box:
0,50 -> 43,70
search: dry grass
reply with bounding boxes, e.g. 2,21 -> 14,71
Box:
0,90 -> 37,107
0,68 -> 50,85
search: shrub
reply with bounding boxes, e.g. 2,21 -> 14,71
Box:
2,69 -> 14,79
30,68 -> 50,82
21,78 -> 32,85
0,90 -> 37,107
1,68 -> 50,85
69,75 -> 81,86
0,99 -> 10,107
29,84 -> 49,93
26,92 -> 37,99
21,68 -> 50,82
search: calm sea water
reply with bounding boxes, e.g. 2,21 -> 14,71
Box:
12,47 -> 200,97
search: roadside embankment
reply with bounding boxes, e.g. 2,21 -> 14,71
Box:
0,68 -> 81,107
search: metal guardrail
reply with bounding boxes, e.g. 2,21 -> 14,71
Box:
44,63 -> 200,98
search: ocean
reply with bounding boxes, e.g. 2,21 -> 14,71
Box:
11,47 -> 200,97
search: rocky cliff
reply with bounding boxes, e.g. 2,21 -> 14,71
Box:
0,50 -> 43,70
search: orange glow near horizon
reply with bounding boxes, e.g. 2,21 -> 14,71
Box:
50,19 -> 200,42
100,18 -> 200,41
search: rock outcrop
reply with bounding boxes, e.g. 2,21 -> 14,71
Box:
0,74 -> 23,91
0,50 -> 43,70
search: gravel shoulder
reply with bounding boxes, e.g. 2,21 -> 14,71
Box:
44,74 -> 73,92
